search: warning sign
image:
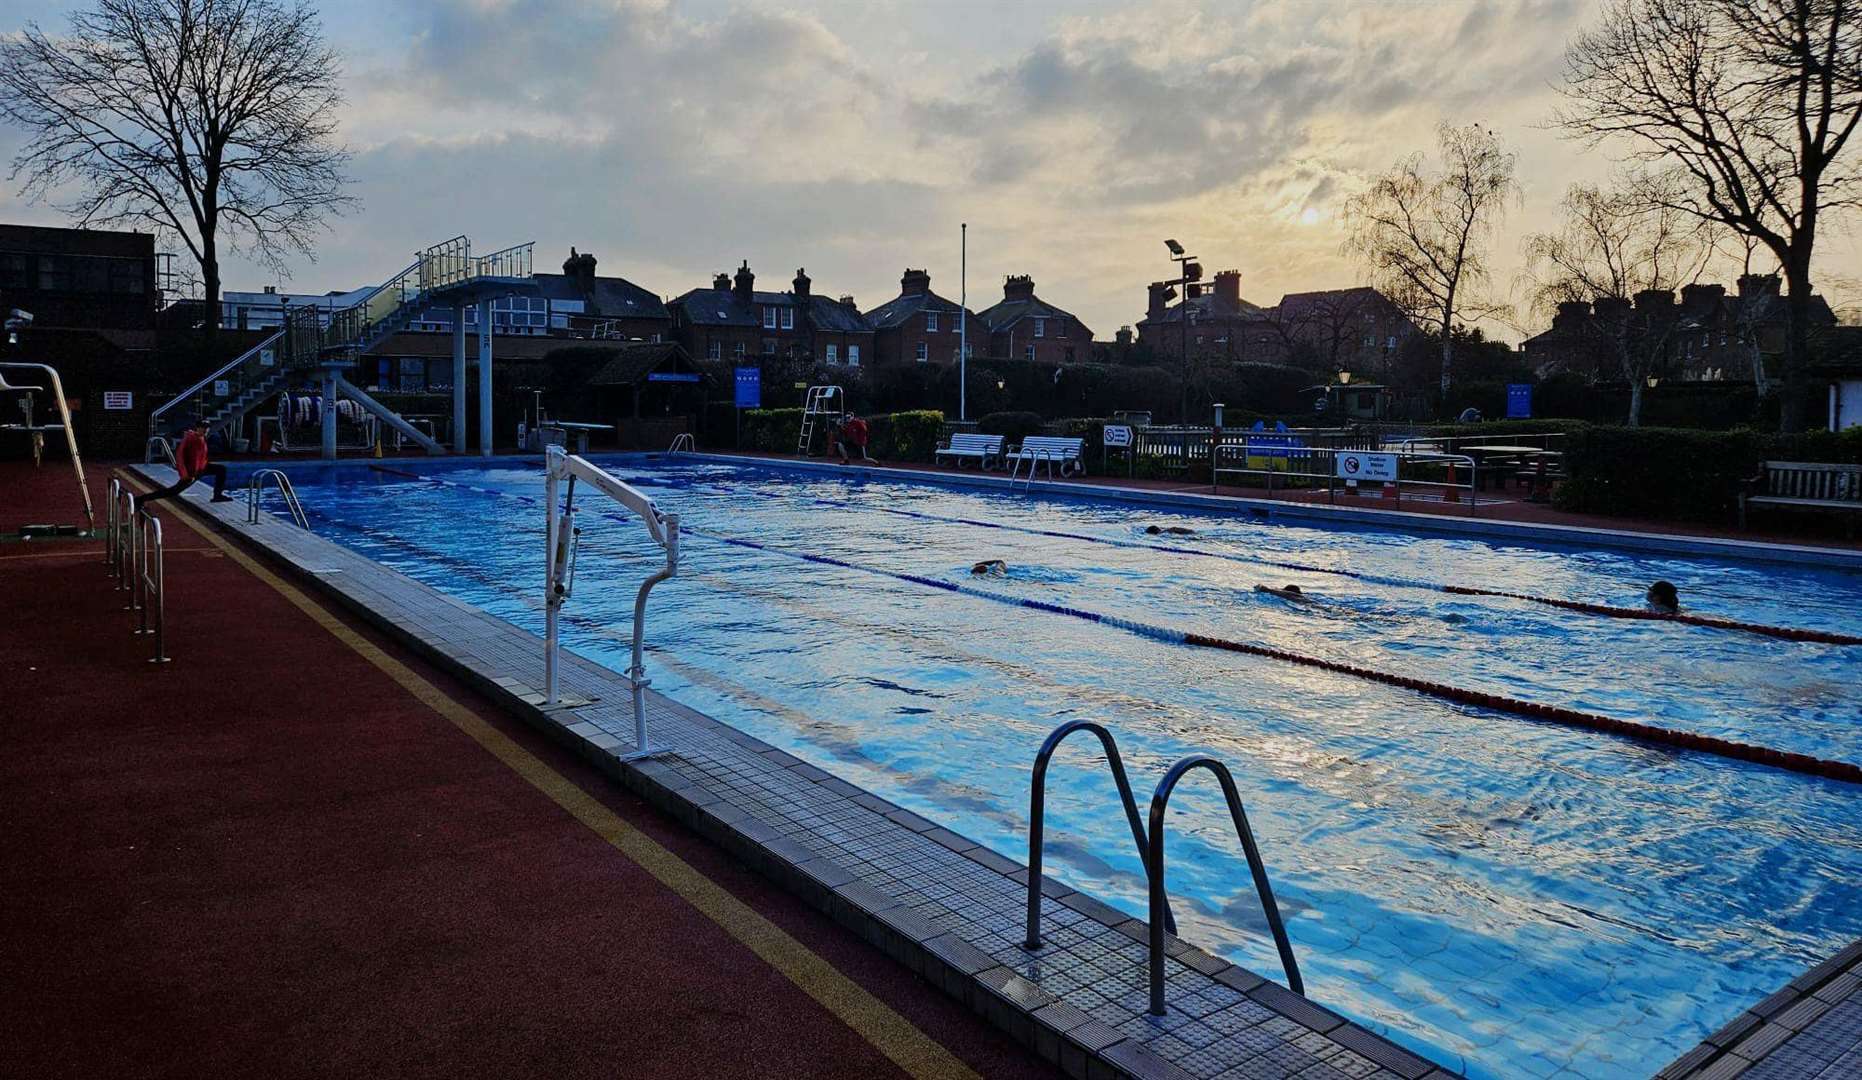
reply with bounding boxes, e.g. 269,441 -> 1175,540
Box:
1337,452 -> 1398,483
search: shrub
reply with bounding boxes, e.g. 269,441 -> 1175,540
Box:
1551,425 -> 1862,523
866,410 -> 943,462
740,408 -> 803,453
977,411 -> 1047,446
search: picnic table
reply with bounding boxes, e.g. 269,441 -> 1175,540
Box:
1460,445 -> 1564,499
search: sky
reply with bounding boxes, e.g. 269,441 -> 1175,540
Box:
2,0 -> 1858,341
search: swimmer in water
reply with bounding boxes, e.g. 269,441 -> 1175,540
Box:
1646,580 -> 1679,613
971,559 -> 1008,576
1145,524 -> 1195,535
1254,583 -> 1310,603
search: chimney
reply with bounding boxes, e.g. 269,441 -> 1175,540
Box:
1147,282 -> 1171,320
1593,296 -> 1631,323
1738,272 -> 1781,299
1553,300 -> 1589,328
733,260 -> 755,304
1213,269 -> 1242,307
900,268 -> 931,295
713,272 -> 731,291
838,294 -> 856,309
1680,283 -> 1724,314
1116,326 -> 1133,347
1003,274 -> 1035,301
793,267 -> 811,300
1633,288 -> 1675,313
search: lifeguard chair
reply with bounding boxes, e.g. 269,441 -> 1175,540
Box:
796,385 -> 845,456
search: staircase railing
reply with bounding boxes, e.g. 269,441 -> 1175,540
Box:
473,242 -> 534,280
321,258 -> 422,356
148,329 -> 284,438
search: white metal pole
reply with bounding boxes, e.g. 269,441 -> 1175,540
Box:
960,222 -> 967,423
544,461 -> 559,705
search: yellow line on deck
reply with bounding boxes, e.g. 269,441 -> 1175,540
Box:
125,475 -> 981,1080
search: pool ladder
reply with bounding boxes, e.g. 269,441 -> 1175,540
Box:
104,477 -> 169,663
1021,721 -> 1303,1015
246,468 -> 309,528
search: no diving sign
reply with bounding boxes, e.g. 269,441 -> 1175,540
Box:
1337,451 -> 1398,483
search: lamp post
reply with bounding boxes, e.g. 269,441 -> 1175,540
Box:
1164,239 -> 1201,425
960,222 -> 968,423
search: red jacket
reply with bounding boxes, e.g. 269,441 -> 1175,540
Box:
843,418 -> 869,447
177,430 -> 209,477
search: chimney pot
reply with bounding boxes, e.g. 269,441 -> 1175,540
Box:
900,268 -> 931,295
733,260 -> 755,304
793,267 -> 811,299
1003,274 -> 1035,301
713,272 -> 731,291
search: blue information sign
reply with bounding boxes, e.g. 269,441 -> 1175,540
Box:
648,371 -> 702,384
1506,383 -> 1533,419
733,365 -> 761,408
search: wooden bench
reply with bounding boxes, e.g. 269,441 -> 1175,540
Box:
1007,435 -> 1086,480
935,432 -> 1006,470
1740,460 -> 1862,533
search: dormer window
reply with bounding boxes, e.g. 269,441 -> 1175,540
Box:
926,311 -> 939,332
763,306 -> 777,329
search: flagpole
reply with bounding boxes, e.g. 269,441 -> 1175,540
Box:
960,222 -> 968,423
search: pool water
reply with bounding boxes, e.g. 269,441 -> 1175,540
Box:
279,457 -> 1862,1079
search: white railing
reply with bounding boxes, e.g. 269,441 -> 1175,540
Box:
2,362 -> 94,531
148,330 -> 285,438
544,447 -> 680,759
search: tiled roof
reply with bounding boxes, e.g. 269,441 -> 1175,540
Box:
532,272 -> 670,320
584,342 -> 702,386
976,295 -> 1085,334
808,295 -> 874,333
864,290 -> 974,329
669,288 -> 760,327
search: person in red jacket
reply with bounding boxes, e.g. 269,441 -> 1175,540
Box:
141,418 -> 233,506
836,413 -> 873,464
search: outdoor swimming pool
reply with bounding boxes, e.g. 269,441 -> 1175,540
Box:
274,456 -> 1862,1079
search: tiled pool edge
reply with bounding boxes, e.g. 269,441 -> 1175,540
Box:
132,465 -> 1460,1080
1658,938 -> 1862,1079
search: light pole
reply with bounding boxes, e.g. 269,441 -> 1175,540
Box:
960,222 -> 968,423
1164,239 -> 1202,424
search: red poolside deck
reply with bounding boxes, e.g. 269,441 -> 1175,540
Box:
0,460 -> 1053,1080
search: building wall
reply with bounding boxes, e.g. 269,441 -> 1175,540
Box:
0,225 -> 157,331
992,315 -> 1089,365
875,312 -> 974,367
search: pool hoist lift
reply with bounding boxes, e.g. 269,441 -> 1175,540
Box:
544,446 -> 680,760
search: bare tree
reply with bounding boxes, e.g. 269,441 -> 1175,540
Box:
1522,182 -> 1717,424
1556,0 -> 1861,432
0,0 -> 352,331
1343,122 -> 1519,403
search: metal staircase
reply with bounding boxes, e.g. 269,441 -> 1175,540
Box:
150,237 -> 534,446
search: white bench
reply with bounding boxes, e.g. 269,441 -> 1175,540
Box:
936,432 -> 1006,470
1007,435 -> 1085,482
1741,460 -> 1862,534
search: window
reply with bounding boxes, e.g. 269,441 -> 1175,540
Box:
733,342 -> 745,358
1064,347 -> 1076,363
1057,321 -> 1068,338
826,344 -> 839,363
706,340 -> 721,360
1024,345 -> 1035,361
847,345 -> 860,367
763,339 -> 777,355
780,307 -> 794,330
0,253 -> 29,289
1034,317 -> 1046,338
36,255 -> 68,292
926,311 -> 939,332
963,343 -> 973,359
764,306 -> 777,329
914,341 -> 928,362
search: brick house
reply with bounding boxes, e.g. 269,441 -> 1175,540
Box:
975,275 -> 1093,364
1135,270 -> 1413,372
864,269 -> 983,367
669,262 -> 874,370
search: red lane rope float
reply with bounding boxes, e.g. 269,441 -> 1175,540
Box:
352,465 -> 1862,786
1440,586 -> 1862,646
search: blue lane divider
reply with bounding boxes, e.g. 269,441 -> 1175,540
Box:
333,468 -> 1862,784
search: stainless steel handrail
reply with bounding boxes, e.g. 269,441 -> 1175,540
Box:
1,362 -> 94,531
1023,720 -> 1174,949
105,478 -> 120,570
246,468 -> 309,528
667,433 -> 695,454
1148,755 -> 1302,1013
137,512 -> 168,663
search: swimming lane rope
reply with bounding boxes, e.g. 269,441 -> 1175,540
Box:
351,468 -> 1862,785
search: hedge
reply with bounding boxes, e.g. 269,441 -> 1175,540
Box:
1553,424 -> 1862,523
737,408 -> 945,462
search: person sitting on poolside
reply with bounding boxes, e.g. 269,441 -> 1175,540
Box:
1254,583 -> 1311,603
1144,524 -> 1195,535
971,559 -> 1007,576
1646,580 -> 1680,613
